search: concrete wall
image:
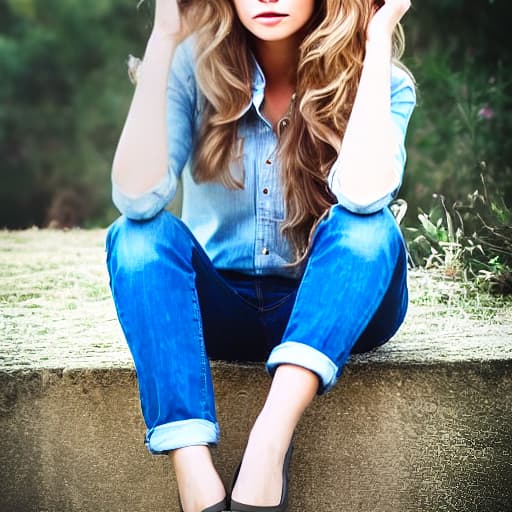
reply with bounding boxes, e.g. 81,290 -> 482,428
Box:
1,361 -> 512,512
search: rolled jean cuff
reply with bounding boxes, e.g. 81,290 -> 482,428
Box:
266,341 -> 339,395
145,419 -> 220,455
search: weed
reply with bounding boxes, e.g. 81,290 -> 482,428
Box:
403,185 -> 512,295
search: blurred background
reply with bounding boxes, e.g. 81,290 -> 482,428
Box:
0,1 -> 510,242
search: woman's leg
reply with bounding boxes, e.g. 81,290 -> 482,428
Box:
230,364 -> 318,506
232,205 -> 408,506
106,211 -> 220,452
106,211 -> 272,511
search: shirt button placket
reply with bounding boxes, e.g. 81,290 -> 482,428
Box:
259,154 -> 273,262
263,157 -> 271,198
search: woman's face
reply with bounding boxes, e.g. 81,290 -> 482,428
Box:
232,0 -> 316,43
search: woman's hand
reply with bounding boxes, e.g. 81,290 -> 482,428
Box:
152,0 -> 182,37
367,0 -> 411,43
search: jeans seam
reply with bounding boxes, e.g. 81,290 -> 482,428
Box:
107,226 -> 154,430
192,248 -> 264,313
190,269 -> 209,417
259,290 -> 296,312
255,279 -> 263,311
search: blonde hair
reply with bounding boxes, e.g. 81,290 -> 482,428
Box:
177,0 -> 407,262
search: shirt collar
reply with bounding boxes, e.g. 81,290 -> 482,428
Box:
238,53 -> 266,121
231,52 -> 279,134
251,54 -> 266,93
238,53 -> 265,116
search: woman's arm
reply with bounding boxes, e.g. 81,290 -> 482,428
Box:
330,0 -> 414,211
111,0 -> 181,197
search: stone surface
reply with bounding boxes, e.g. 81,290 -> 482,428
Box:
1,229 -> 512,511
1,364 -> 512,512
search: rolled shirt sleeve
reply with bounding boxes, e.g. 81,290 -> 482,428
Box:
328,65 -> 416,214
112,37 -> 197,220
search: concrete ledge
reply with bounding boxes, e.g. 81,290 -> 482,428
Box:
2,361 -> 512,512
1,230 -> 512,511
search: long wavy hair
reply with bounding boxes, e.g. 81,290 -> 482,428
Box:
176,0 -> 407,262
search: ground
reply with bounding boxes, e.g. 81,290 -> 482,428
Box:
1,228 -> 511,370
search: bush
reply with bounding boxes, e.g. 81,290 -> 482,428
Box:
397,0 -> 512,291
402,48 -> 512,221
0,0 -> 150,228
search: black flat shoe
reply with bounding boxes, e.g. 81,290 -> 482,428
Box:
229,445 -> 293,512
202,499 -> 229,512
179,497 -> 228,512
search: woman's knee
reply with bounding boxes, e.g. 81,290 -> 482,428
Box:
106,210 -> 183,273
317,204 -> 403,261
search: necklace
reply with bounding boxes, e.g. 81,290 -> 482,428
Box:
277,92 -> 297,136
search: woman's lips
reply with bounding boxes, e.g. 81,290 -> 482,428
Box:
253,12 -> 289,25
254,12 -> 288,18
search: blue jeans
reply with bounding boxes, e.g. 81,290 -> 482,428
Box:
106,205 -> 408,454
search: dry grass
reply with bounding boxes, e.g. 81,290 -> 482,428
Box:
0,228 -> 129,369
1,228 -> 511,370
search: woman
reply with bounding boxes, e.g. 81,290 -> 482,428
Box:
106,0 -> 415,511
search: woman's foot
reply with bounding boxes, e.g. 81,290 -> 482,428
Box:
230,426 -> 289,506
171,446 -> 226,512
231,364 -> 317,507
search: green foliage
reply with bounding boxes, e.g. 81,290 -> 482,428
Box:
401,0 -> 512,207
405,187 -> 512,295
0,0 -> 151,228
397,0 -> 512,289
402,49 -> 511,217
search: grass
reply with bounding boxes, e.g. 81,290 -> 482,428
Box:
408,268 -> 512,321
0,227 -> 511,370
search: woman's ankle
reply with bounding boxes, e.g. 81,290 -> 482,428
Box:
171,446 -> 225,512
247,413 -> 293,459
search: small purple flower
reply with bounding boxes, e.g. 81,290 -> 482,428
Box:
478,105 -> 495,120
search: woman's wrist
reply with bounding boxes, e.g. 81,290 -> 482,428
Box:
365,33 -> 392,58
127,29 -> 178,86
366,23 -> 393,45
149,27 -> 181,46
143,29 -> 179,70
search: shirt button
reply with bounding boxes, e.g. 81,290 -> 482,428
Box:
263,188 -> 269,195
265,159 -> 272,165
261,247 -> 270,255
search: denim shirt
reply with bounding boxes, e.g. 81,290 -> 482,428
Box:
112,37 -> 416,277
